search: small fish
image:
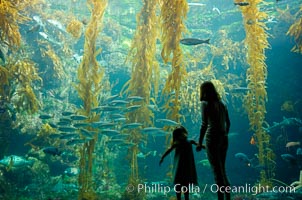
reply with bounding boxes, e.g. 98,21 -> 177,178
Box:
73,54 -> 82,64
27,24 -> 41,33
38,32 -> 62,46
59,133 -> 79,140
114,117 -> 127,122
286,141 -> 300,148
66,139 -> 86,146
156,119 -> 179,126
0,48 -> 5,63
281,154 -> 297,165
73,122 -> 90,128
235,153 -> 251,166
100,129 -> 120,135
126,96 -> 144,102
70,115 -> 88,121
33,15 -> 44,27
180,38 -> 210,46
64,167 -> 80,176
92,121 -> 116,128
234,2 -> 249,6
58,126 -> 77,132
57,121 -> 71,126
62,111 -> 74,116
212,6 -> 221,15
121,123 -> 143,129
188,2 -> 206,6
47,19 -> 66,32
110,100 -> 129,106
250,136 -> 256,145
39,114 -> 53,119
141,127 -> 163,133
124,105 -> 141,112
42,147 -> 62,156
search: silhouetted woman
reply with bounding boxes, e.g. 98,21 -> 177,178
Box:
196,81 -> 231,200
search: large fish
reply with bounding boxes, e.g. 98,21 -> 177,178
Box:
0,155 -> 34,168
180,38 -> 210,46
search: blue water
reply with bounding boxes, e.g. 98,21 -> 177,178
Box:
0,0 -> 302,199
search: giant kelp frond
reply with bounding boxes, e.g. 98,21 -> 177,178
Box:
41,45 -> 65,79
125,0 -> 159,126
76,0 -> 107,115
8,59 -> 41,113
0,66 -> 9,98
76,1 -> 107,200
160,0 -> 188,122
287,6 -> 302,54
240,0 -> 275,186
121,2 -> 159,199
0,0 -> 42,48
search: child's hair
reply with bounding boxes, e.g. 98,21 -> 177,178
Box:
172,126 -> 188,144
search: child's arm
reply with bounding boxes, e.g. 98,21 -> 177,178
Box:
190,140 -> 206,149
159,145 -> 175,165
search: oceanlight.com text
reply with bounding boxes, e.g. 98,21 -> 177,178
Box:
125,183 -> 296,196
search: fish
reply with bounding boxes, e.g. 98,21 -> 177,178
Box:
234,2 -> 249,6
286,141 -> 300,148
126,96 -> 144,102
47,19 -> 66,32
297,148 -> 302,155
109,100 -> 129,106
156,119 -> 179,126
62,111 -> 74,116
0,155 -> 34,168
266,117 -> 302,134
281,154 -> 297,165
235,153 -> 252,166
212,6 -> 221,15
70,115 -> 88,120
64,167 -> 80,176
100,129 -> 120,135
39,114 -> 53,119
188,2 -> 206,6
141,127 -> 164,134
121,123 -> 143,129
58,126 -> 77,132
92,121 -> 116,128
59,133 -> 79,140
33,15 -> 44,27
57,121 -> 71,126
124,105 -> 141,112
113,117 -> 127,122
180,38 -> 210,46
198,159 -> 211,167
66,139 -> 87,146
42,147 -> 62,156
73,53 -> 83,64
27,24 -> 41,33
38,32 -> 62,46
0,41 -> 8,63
73,122 -> 90,128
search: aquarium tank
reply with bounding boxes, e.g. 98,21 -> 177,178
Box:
0,0 -> 302,199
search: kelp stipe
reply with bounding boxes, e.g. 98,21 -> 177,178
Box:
75,0 -> 107,199
239,0 -> 275,186
121,0 -> 159,199
159,0 -> 188,123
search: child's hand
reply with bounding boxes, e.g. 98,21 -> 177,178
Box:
196,144 -> 205,152
159,158 -> 164,166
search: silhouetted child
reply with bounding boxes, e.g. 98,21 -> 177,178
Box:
159,126 -> 202,200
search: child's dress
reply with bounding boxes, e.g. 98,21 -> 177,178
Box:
173,139 -> 198,185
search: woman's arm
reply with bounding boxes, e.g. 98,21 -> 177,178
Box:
198,102 -> 208,146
